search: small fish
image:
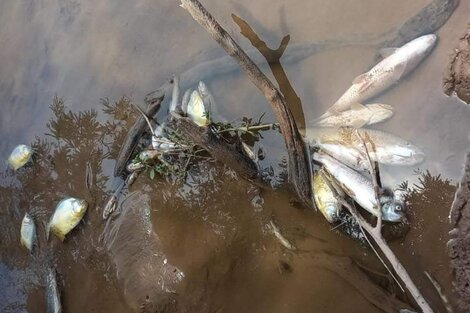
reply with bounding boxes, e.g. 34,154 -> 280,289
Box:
20,213 -> 37,252
313,170 -> 343,223
315,103 -> 394,128
313,152 -> 405,222
186,89 -> 209,126
47,197 -> 88,241
46,267 -> 62,313
8,144 -> 33,170
268,220 -> 296,251
323,34 -> 437,116
306,127 -> 425,166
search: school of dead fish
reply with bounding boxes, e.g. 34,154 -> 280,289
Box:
310,34 -> 437,224
4,0 -> 457,309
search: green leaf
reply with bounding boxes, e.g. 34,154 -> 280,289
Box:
149,168 -> 156,180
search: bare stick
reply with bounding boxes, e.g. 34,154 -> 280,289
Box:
131,103 -> 157,138
179,0 -> 312,208
338,198 -> 433,312
355,129 -> 382,230
424,271 -> 454,313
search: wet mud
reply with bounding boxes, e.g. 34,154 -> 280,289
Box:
443,25 -> 470,104
448,152 -> 470,312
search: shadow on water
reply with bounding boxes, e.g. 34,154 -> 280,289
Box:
231,13 -> 306,135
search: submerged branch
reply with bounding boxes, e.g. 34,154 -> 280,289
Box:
114,82 -> 170,177
168,112 -> 258,180
179,0 -> 313,208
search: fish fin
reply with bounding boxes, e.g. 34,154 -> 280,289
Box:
351,118 -> 369,128
45,221 -> 50,241
352,74 -> 374,93
352,73 -> 370,85
392,62 -> 407,81
378,47 -> 398,58
350,103 -> 366,111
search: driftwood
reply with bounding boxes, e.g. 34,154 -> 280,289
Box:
168,113 -> 258,179
179,0 -> 313,208
114,86 -> 167,177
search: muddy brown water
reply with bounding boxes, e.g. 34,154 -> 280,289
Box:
1,0 -> 470,312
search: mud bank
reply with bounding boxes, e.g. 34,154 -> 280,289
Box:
443,26 -> 470,104
448,152 -> 470,312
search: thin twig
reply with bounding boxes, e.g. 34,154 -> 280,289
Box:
131,103 -> 157,137
424,271 -> 454,313
354,129 -> 382,230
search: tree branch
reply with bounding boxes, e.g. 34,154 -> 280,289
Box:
179,0 -> 313,208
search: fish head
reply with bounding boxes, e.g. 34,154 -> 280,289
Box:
23,213 -> 33,223
187,90 -> 209,126
407,34 -> 438,57
71,198 -> 88,216
197,81 -> 209,97
381,199 -> 406,222
367,103 -> 394,124
321,202 -> 340,223
378,143 -> 425,165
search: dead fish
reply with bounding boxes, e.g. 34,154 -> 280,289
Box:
20,213 -> 37,252
169,76 -> 180,113
314,103 -> 394,128
313,169 -> 343,223
186,89 -> 209,126
268,220 -> 296,251
317,142 -> 369,173
313,152 -> 405,222
8,144 -> 33,170
323,34 -> 437,116
46,267 -> 62,313
306,127 -> 425,166
47,197 -> 88,241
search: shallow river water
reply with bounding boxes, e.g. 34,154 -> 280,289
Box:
1,0 -> 470,312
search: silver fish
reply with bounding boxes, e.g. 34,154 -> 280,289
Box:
268,220 -> 296,251
20,213 -> 37,252
314,103 -> 394,128
317,142 -> 369,173
186,89 -> 209,126
8,144 -> 33,170
323,34 -> 437,116
46,267 -> 62,313
314,152 -> 405,222
47,197 -> 88,241
306,127 -> 425,166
